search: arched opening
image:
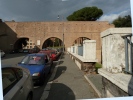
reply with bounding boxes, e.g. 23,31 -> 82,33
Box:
13,38 -> 29,50
72,37 -> 90,46
42,37 -> 62,49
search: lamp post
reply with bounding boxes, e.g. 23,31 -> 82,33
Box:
57,15 -> 64,52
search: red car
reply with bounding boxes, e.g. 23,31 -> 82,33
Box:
29,48 -> 40,54
39,50 -> 57,61
50,51 -> 57,61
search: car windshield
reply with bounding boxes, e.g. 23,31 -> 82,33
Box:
21,55 -> 44,65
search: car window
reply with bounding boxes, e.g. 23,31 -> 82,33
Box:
14,68 -> 23,79
21,55 -> 45,65
21,55 -> 30,64
2,68 -> 18,96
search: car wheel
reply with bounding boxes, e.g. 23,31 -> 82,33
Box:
27,93 -> 33,100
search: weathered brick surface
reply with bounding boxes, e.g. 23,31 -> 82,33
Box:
0,21 -> 114,63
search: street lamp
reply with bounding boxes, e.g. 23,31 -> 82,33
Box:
57,15 -> 64,52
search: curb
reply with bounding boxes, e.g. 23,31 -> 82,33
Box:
84,75 -> 102,98
40,52 -> 64,100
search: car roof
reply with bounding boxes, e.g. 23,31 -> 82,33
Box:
28,53 -> 46,56
1,64 -> 22,69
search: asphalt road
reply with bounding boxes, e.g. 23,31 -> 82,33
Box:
1,53 -> 58,100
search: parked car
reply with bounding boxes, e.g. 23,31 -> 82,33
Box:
10,49 -> 19,54
23,49 -> 29,53
39,49 -> 61,61
38,50 -> 52,59
0,49 -> 5,57
50,51 -> 57,61
2,64 -> 33,100
18,53 -> 53,85
29,47 -> 40,54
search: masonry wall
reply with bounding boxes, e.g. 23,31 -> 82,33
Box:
0,21 -> 114,63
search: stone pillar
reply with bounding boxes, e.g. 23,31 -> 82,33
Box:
67,47 -> 70,52
83,40 -> 96,60
74,45 -> 78,54
98,28 -> 132,98
100,28 -> 132,73
70,46 -> 73,53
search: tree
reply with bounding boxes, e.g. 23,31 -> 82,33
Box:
67,6 -> 103,21
112,15 -> 132,27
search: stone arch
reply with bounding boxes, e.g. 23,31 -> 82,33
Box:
13,37 -> 29,50
41,36 -> 63,49
68,34 -> 93,47
72,37 -> 90,46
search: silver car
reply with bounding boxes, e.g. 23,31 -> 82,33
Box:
2,65 -> 34,100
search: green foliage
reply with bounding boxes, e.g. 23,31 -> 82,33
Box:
95,63 -> 102,69
112,15 -> 132,27
67,6 -> 103,21
95,63 -> 102,74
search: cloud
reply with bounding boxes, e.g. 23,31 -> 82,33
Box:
0,0 -> 131,22
62,0 -> 68,1
98,9 -> 131,23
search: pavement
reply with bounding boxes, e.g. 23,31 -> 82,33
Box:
40,53 -> 103,100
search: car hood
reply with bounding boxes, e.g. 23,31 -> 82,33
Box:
18,64 -> 44,75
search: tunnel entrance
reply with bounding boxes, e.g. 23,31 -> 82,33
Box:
42,37 -> 62,49
13,38 -> 29,50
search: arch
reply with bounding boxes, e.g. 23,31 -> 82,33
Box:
41,37 -> 63,49
13,37 -> 29,50
72,37 -> 90,46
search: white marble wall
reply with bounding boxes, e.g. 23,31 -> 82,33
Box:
83,40 -> 96,60
101,28 -> 132,73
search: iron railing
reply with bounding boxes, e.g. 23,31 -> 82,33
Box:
122,34 -> 133,74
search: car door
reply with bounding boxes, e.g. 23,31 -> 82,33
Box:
44,55 -> 51,75
3,68 -> 25,100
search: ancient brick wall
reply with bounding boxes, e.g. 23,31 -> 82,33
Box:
0,21 -> 114,63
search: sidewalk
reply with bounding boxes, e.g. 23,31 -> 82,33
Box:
40,53 -> 101,100
84,74 -> 103,98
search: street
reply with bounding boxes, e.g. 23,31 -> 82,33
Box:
1,53 -> 58,100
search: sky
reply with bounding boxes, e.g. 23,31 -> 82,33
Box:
0,0 -> 131,23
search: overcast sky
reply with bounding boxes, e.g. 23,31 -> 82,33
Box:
0,0 -> 131,23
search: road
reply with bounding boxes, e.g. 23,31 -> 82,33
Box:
1,53 -> 58,100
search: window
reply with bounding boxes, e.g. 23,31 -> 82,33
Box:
2,68 -> 18,96
14,68 -> 23,79
45,55 -> 49,63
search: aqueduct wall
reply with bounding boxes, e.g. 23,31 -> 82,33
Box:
0,21 -> 114,62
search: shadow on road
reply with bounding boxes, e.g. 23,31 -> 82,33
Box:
53,66 -> 67,80
47,83 -> 75,100
1,53 -> 28,60
33,62 -> 57,100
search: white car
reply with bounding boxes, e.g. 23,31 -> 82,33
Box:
2,65 -> 34,100
0,50 -> 5,57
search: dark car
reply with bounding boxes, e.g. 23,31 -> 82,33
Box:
10,49 -> 19,54
29,47 -> 40,54
18,53 -> 53,85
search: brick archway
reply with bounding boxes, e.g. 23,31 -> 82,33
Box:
0,21 -> 114,62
